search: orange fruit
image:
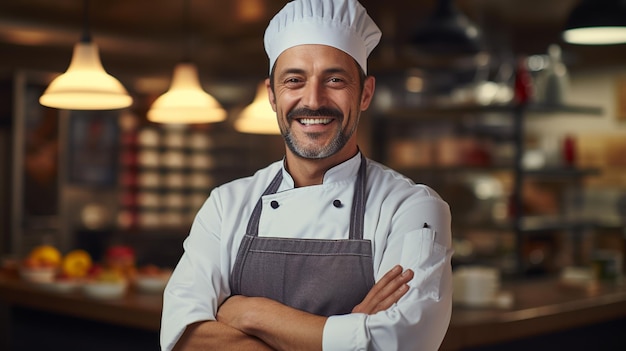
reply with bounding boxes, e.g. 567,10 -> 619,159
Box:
28,245 -> 62,268
62,250 -> 93,278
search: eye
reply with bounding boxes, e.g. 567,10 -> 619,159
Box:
327,77 -> 347,88
283,77 -> 304,88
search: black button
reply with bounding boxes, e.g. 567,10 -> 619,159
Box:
270,200 -> 279,209
333,199 -> 342,208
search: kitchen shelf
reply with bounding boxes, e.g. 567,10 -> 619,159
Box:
523,167 -> 601,178
371,99 -> 604,275
377,103 -> 603,120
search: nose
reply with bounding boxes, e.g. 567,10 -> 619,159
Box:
301,79 -> 325,110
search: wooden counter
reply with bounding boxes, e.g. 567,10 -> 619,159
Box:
1,272 -> 625,350
0,272 -> 162,331
441,278 -> 626,350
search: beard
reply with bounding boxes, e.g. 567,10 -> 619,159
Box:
281,107 -> 355,159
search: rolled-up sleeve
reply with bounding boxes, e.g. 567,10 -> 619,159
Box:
323,194 -> 453,351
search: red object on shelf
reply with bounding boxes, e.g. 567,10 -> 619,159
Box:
514,58 -> 533,105
562,135 -> 577,167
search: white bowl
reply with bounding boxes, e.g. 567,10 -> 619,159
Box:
134,275 -> 169,294
40,279 -> 81,294
19,267 -> 57,283
82,281 -> 127,299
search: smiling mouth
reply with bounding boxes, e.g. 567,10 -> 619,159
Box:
298,118 -> 333,126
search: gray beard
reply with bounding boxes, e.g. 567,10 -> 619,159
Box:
283,127 -> 351,159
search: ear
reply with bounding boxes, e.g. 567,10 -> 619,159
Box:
360,76 -> 375,111
265,78 -> 277,112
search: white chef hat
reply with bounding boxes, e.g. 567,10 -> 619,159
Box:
264,0 -> 382,75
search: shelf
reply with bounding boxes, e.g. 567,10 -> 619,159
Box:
518,216 -> 599,233
374,103 -> 603,120
394,166 -> 600,178
522,167 -> 601,178
372,100 -> 605,274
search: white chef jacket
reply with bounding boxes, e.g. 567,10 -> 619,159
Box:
161,153 -> 453,351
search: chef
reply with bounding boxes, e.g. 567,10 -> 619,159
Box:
160,0 -> 453,350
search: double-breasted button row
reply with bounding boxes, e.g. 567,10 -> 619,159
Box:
269,200 -> 343,209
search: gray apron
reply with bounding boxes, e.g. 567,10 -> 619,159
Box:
229,156 -> 375,316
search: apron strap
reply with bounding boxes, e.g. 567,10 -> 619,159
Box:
349,156 -> 366,240
246,169 -> 283,236
246,155 -> 367,239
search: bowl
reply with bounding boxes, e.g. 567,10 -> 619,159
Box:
19,267 -> 57,283
40,279 -> 81,294
134,275 -> 169,294
82,281 -> 127,300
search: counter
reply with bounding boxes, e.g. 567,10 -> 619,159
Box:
1,272 -> 625,350
441,278 -> 626,350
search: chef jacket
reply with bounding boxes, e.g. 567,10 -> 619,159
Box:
160,152 -> 453,351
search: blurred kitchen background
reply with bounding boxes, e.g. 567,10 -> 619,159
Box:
1,0 -> 626,278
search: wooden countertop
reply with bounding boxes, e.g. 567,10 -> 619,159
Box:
1,271 -> 625,349
0,272 -> 162,331
441,278 -> 626,350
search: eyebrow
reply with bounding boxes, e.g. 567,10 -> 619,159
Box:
278,67 -> 351,78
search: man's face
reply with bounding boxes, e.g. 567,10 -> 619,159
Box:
268,44 -> 374,160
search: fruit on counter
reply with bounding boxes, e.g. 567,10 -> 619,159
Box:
138,264 -> 162,276
24,245 -> 62,268
105,245 -> 137,279
95,268 -> 126,283
61,249 -> 93,278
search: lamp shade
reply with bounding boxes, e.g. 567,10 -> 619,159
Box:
147,62 -> 227,124
563,0 -> 626,45
410,0 -> 482,55
234,83 -> 280,135
39,42 -> 133,110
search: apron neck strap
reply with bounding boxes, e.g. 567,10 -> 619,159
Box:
246,169 -> 283,236
246,155 -> 367,240
349,155 -> 366,240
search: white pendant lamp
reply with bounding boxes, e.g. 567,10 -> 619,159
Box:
39,0 -> 132,110
147,0 -> 226,125
563,0 -> 626,45
147,62 -> 227,124
235,82 -> 280,135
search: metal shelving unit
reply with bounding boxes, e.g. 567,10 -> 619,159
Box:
371,101 -> 603,275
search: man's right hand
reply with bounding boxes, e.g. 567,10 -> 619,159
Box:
352,265 -> 414,315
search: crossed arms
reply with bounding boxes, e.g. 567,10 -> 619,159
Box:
172,265 -> 415,351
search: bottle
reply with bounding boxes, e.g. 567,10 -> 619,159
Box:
542,44 -> 569,106
562,134 -> 576,167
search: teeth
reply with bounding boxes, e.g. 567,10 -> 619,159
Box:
299,118 -> 332,125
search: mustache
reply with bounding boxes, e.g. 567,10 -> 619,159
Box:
287,107 -> 343,120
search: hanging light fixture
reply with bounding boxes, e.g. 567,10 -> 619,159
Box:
410,0 -> 483,56
235,82 -> 280,135
563,0 -> 626,45
147,0 -> 226,124
39,0 -> 132,110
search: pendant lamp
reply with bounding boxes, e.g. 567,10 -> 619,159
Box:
410,0 -> 483,55
563,0 -> 626,45
39,0 -> 132,110
235,82 -> 280,135
146,0 -> 226,124
147,62 -> 227,124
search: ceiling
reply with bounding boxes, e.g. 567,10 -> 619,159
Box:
0,0 -> 625,94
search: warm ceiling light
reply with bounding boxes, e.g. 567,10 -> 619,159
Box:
147,62 -> 226,124
39,0 -> 132,110
235,82 -> 280,135
147,0 -> 226,125
563,0 -> 626,45
39,41 -> 132,110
